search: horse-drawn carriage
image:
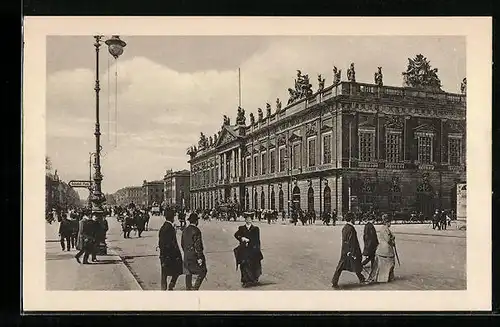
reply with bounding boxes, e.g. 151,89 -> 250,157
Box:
216,203 -> 238,221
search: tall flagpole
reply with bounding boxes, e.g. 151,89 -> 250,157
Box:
238,67 -> 241,107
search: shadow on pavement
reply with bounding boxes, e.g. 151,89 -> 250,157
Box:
92,259 -> 122,265
121,254 -> 159,260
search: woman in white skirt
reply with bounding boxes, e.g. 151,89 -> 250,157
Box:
367,214 -> 396,283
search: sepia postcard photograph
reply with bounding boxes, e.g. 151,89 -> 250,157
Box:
22,17 -> 492,311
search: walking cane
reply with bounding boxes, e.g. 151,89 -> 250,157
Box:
394,244 -> 401,267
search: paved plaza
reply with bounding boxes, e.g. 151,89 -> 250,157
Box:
46,215 -> 466,291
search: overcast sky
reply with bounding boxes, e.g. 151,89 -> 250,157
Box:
46,36 -> 465,196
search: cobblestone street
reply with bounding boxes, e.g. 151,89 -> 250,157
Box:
105,215 -> 466,291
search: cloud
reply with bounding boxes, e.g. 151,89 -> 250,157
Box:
46,36 -> 465,194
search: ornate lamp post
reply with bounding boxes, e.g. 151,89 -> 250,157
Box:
91,35 -> 126,254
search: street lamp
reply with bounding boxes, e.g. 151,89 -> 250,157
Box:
91,35 -> 127,255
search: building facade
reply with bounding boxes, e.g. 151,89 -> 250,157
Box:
163,169 -> 191,209
113,186 -> 145,207
187,59 -> 466,219
142,180 -> 164,207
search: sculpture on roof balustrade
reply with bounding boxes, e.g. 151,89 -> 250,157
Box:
276,98 -> 282,113
257,108 -> 264,122
249,112 -> 255,125
213,133 -> 218,144
333,66 -> 341,84
460,77 -> 467,95
347,63 -> 356,82
223,115 -> 230,126
236,106 -> 246,125
286,69 -> 313,105
186,145 -> 198,158
198,132 -> 208,149
374,67 -> 383,86
266,103 -> 272,117
209,136 -> 213,146
317,74 -> 325,92
402,54 -> 442,91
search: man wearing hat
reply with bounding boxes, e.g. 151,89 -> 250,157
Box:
234,215 -> 264,288
158,208 -> 183,290
331,211 -> 365,289
181,213 -> 207,290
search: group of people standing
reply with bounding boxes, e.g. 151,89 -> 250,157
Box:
158,208 -> 264,290
118,207 -> 150,238
331,212 -> 397,289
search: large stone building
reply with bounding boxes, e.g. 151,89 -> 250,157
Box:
163,169 -> 191,209
142,180 -> 164,207
113,186 -> 145,207
187,56 -> 466,219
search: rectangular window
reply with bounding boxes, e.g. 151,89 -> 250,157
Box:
261,153 -> 267,175
385,132 -> 402,163
279,147 -> 286,172
308,138 -> 316,167
448,137 -> 462,166
270,150 -> 276,173
359,131 -> 375,162
293,143 -> 301,169
323,134 -> 332,164
253,156 -> 258,176
418,136 -> 433,164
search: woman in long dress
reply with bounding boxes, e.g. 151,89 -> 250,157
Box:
367,214 -> 396,283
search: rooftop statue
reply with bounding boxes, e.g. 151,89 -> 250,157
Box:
266,103 -> 272,117
460,77 -> 467,95
287,70 -> 313,105
257,108 -> 264,122
402,54 -> 442,91
209,136 -> 213,146
276,98 -> 282,113
347,63 -> 356,82
213,133 -> 218,144
223,115 -> 230,125
249,112 -> 255,125
198,132 -> 208,149
374,67 -> 383,86
317,74 -> 325,92
236,106 -> 246,125
333,66 -> 341,84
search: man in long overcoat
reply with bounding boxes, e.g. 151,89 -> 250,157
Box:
58,214 -> 72,251
234,215 -> 264,288
158,208 -> 183,290
74,214 -> 96,264
181,213 -> 207,290
361,216 -> 379,268
331,212 -> 366,289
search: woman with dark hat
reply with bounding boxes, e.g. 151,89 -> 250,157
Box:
234,215 -> 264,288
366,214 -> 396,284
181,213 -> 207,290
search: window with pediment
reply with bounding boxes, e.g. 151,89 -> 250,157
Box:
417,133 -> 434,164
253,156 -> 258,176
448,135 -> 463,166
308,137 -> 316,167
279,146 -> 287,172
359,129 -> 375,162
386,131 -> 402,163
293,143 -> 301,169
322,133 -> 332,164
261,153 -> 267,175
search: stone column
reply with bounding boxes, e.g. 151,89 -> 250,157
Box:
238,147 -> 242,178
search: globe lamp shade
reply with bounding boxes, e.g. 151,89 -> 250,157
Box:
105,36 -> 126,59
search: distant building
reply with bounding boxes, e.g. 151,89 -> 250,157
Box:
163,169 -> 190,209
142,180 -> 164,207
113,186 -> 145,207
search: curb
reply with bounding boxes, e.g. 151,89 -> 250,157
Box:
107,249 -> 143,291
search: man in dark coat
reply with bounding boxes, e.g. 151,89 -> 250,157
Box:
58,215 -> 72,251
361,216 -> 379,268
181,213 -> 207,290
135,210 -> 146,237
158,208 -> 183,290
74,215 -> 96,264
234,215 -> 264,288
178,210 -> 187,229
331,212 -> 366,289
122,212 -> 133,238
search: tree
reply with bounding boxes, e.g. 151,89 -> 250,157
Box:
402,54 -> 442,91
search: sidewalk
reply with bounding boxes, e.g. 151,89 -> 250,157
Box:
45,221 -> 142,291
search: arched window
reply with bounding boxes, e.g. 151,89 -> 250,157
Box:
278,189 -> 284,211
245,190 -> 250,211
261,191 -> 266,209
254,191 -> 258,210
324,185 -> 331,213
271,188 -> 276,210
307,187 -> 314,212
292,186 -> 301,210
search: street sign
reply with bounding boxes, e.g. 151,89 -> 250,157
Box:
69,180 -> 92,188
